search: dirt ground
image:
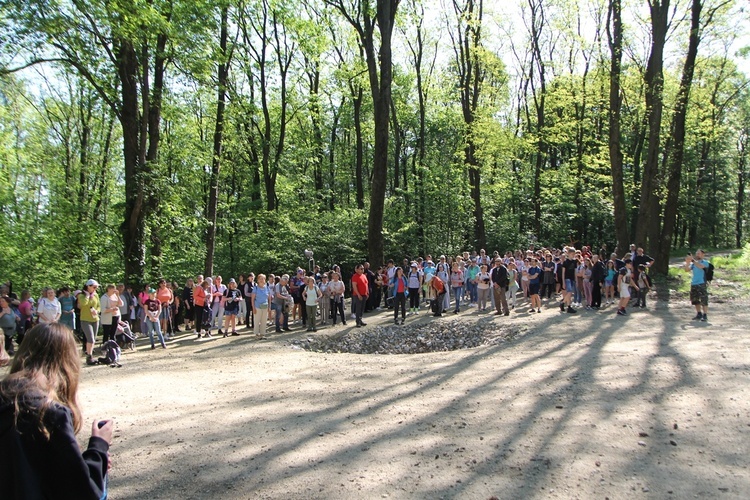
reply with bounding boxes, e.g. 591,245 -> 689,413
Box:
8,291 -> 750,499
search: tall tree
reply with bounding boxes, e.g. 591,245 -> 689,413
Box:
635,0 -> 670,253
205,4 -> 233,276
450,0 -> 486,249
0,0 -> 182,286
607,0 -> 630,251
326,0 -> 400,265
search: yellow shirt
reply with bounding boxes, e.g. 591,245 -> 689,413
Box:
77,292 -> 100,323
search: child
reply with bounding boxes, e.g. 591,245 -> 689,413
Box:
222,278 -> 243,336
144,288 -> 166,349
616,259 -> 638,316
636,264 -> 651,308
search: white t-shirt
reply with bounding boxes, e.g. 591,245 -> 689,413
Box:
477,272 -> 491,290
305,285 -> 320,306
37,297 -> 61,323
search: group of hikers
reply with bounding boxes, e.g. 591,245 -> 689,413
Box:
2,241 -> 716,370
0,243 -> 715,499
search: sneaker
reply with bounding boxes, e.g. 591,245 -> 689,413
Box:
560,302 -> 565,312
567,307 -> 577,314
203,332 -> 212,338
701,314 -> 707,322
692,313 -> 702,321
231,331 -> 240,336
617,309 -> 626,316
528,308 -> 535,313
196,332 -> 202,339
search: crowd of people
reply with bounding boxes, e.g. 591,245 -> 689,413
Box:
0,245 -> 715,499
1,242 -> 714,369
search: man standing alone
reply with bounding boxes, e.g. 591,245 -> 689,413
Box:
685,249 -> 710,322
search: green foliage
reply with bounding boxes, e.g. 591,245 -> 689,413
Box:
0,0 -> 749,292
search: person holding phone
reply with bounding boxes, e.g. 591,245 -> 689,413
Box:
0,323 -> 114,499
684,249 -> 710,322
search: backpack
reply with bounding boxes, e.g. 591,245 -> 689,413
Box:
704,262 -> 714,283
98,340 -> 122,367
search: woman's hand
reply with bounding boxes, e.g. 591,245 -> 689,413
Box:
91,419 -> 114,444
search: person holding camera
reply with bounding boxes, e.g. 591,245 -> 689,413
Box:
0,323 -> 114,499
684,249 -> 710,322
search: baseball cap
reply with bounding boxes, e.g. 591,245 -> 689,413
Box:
86,279 -> 99,287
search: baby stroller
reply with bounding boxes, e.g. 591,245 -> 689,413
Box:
115,320 -> 136,351
97,339 -> 122,368
201,303 -> 213,336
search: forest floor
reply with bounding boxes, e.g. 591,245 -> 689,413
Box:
67,275 -> 750,500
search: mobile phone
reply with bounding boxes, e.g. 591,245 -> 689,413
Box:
97,420 -> 109,428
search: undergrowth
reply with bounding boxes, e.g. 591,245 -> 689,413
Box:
666,245 -> 750,302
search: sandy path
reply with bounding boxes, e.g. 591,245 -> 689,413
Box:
9,294 -> 750,499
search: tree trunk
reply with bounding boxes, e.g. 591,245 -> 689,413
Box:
205,5 -> 230,277
117,38 -> 147,288
737,128 -> 748,247
608,0 -> 629,251
635,0 -> 670,253
655,0 -> 702,276
352,85 -> 365,210
453,0 -> 486,250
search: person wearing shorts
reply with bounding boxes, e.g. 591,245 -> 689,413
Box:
77,279 -> 101,365
616,259 -> 637,316
685,249 -> 710,322
560,249 -> 578,313
223,278 -> 242,336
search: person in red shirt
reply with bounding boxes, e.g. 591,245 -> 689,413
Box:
429,275 -> 447,317
351,264 -> 369,327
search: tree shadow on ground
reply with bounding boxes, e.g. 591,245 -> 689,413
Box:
104,298 -> 749,499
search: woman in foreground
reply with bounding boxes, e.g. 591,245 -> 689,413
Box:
0,323 -> 114,499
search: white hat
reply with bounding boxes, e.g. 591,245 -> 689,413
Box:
86,279 -> 100,287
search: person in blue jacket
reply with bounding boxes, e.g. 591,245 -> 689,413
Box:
0,323 -> 114,499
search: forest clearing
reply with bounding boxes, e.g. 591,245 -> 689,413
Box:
72,281 -> 749,499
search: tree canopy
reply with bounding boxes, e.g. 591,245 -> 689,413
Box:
1,0 -> 748,289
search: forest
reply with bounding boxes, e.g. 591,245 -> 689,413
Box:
0,0 -> 748,289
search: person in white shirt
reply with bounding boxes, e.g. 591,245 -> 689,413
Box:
37,288 -> 61,324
